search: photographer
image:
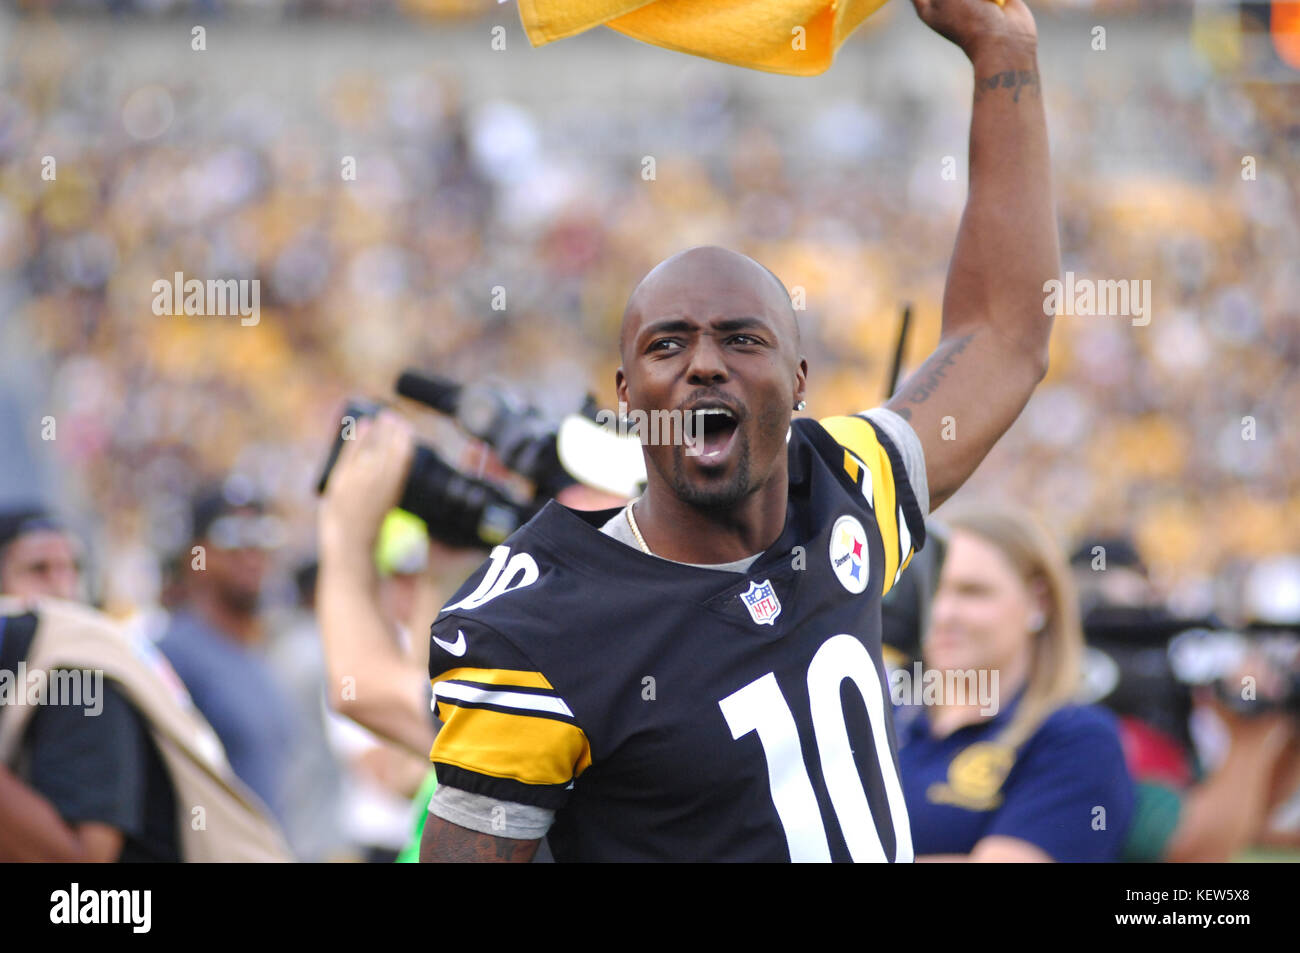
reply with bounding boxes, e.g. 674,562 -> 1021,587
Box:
316,407 -> 626,860
315,370 -> 638,759
1072,538 -> 1300,861
1163,664 -> 1295,861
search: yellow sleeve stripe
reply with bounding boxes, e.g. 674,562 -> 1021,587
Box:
431,702 -> 592,785
429,666 -> 552,690
875,488 -> 902,597
819,415 -> 884,472
820,415 -> 903,596
843,451 -> 860,485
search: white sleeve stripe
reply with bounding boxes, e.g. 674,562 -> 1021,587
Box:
894,503 -> 912,587
897,503 -> 911,563
846,450 -> 875,509
433,680 -> 575,717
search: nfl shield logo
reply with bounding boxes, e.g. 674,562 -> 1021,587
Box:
740,579 -> 782,626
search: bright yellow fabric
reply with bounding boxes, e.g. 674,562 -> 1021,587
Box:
431,702 -> 593,785
819,414 -> 913,596
429,668 -> 592,786
517,0 -> 893,76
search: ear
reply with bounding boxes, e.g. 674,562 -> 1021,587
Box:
615,367 -> 628,411
1027,577 -> 1051,632
794,357 -> 808,408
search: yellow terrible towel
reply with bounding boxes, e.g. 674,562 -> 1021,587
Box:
517,0 -> 894,76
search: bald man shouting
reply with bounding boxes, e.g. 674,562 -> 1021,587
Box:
420,0 -> 1057,862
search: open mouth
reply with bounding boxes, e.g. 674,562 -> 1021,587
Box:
689,406 -> 740,462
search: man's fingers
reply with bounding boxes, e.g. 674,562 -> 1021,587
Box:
329,417 -> 371,475
371,411 -> 416,466
332,414 -> 391,482
351,411 -> 406,457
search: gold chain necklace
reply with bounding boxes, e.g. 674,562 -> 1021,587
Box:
625,501 -> 652,555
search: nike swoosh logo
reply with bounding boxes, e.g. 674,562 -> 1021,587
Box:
432,628 -> 467,657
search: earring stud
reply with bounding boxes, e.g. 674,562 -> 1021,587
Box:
795,400 -> 806,411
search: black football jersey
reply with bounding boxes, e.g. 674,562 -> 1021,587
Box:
426,413 -> 926,861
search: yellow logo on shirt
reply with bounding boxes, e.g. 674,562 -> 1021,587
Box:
926,742 -> 1016,811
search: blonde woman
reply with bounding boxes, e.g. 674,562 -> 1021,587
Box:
895,504 -> 1134,861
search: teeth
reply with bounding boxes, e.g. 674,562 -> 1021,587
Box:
694,408 -> 735,419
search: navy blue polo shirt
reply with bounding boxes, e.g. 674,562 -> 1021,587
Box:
895,688 -> 1134,861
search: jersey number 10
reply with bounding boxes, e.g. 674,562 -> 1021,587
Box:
718,633 -> 913,862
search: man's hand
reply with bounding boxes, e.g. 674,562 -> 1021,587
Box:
912,0 -> 1037,60
318,411 -> 415,557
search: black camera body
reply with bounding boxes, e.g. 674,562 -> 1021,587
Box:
315,381 -> 566,550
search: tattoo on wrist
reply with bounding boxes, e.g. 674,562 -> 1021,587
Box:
975,69 -> 1040,103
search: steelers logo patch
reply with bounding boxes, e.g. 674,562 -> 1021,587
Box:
829,515 -> 870,594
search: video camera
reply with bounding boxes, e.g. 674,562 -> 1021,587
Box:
1167,622 -> 1300,716
316,370 -> 646,550
1080,606 -> 1300,751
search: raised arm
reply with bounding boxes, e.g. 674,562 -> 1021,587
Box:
317,412 -> 437,759
887,0 -> 1059,510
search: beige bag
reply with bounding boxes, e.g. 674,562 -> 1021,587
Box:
0,597 -> 293,862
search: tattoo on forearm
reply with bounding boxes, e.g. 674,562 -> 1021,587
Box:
975,69 -> 1040,103
420,816 -> 540,863
897,333 -> 975,413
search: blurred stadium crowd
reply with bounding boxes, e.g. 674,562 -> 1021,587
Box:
0,1 -> 1297,861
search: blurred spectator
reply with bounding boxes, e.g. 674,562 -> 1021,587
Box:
0,505 -> 82,602
260,559 -> 354,861
156,481 -> 295,823
895,503 -> 1134,862
0,510 -> 288,862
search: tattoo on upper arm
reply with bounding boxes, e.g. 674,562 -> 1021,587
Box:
894,333 -> 975,413
975,69 -> 1040,103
